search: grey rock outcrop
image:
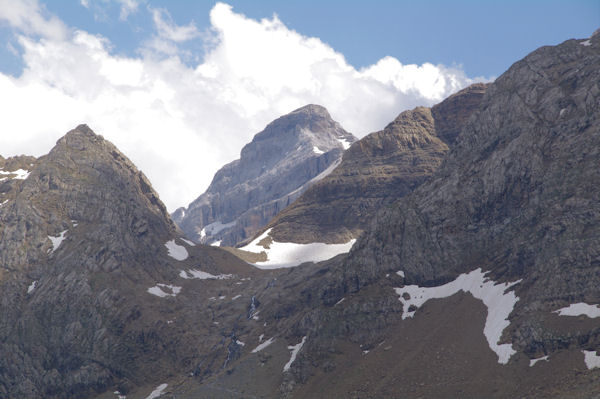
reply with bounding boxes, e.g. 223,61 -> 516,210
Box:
266,34 -> 600,397
174,104 -> 356,246
0,125 -> 257,398
261,83 -> 487,244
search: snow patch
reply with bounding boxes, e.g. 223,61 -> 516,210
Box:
337,137 -> 352,150
48,230 -> 68,253
27,281 -> 37,294
236,339 -> 245,346
147,284 -> 181,298
0,199 -> 8,206
200,221 -> 236,239
210,240 -> 222,247
251,337 -> 275,353
165,240 -> 188,261
181,238 -> 196,246
145,383 -> 167,399
583,350 -> 600,369
283,336 -> 307,372
554,303 -> 600,318
114,391 -> 126,399
529,355 -> 549,367
334,298 -> 345,306
581,39 -> 592,46
179,269 -> 232,280
396,270 -> 405,278
313,146 -> 324,155
232,294 -> 242,300
0,168 -> 30,180
240,228 -> 356,269
394,268 -> 521,364
259,334 -> 264,342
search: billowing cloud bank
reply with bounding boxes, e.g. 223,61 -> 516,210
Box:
0,1 -> 481,210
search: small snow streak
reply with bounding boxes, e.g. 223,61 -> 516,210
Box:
529,355 -> 549,367
27,281 -> 37,294
251,337 -> 275,353
48,230 -> 68,253
145,383 -> 168,399
283,336 -> 307,372
179,269 -> 232,280
554,303 -> 600,318
147,284 -> 181,298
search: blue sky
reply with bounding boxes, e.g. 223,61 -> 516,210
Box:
0,0 -> 597,210
3,0 -> 597,78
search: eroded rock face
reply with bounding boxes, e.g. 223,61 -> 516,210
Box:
332,34 -> 600,365
205,35 -> 600,398
173,104 -> 356,246
262,84 -> 488,244
0,125 -> 258,398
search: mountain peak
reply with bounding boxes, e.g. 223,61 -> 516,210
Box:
175,106 -> 357,245
290,104 -> 331,118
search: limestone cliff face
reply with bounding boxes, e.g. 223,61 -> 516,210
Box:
263,84 -> 488,244
173,104 -> 356,246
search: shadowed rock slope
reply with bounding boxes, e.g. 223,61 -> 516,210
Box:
0,125 -> 272,398
173,104 -> 356,246
261,83 -> 487,244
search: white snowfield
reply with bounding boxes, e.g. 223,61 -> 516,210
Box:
0,168 -> 30,181
313,145 -> 324,155
283,336 -> 307,372
583,350 -> 600,369
239,228 -> 356,269
337,137 -> 352,150
251,337 -> 275,353
394,268 -> 522,364
147,284 -> 181,298
529,355 -> 549,367
165,240 -> 188,261
179,269 -> 232,280
48,230 -> 68,253
200,220 -> 236,239
145,383 -> 167,399
554,302 -> 600,318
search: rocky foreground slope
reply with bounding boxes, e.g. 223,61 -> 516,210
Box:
259,83 -> 487,245
173,104 -> 356,246
0,126 -> 274,398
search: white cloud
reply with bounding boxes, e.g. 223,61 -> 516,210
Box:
78,0 -> 140,21
0,1 -> 483,211
0,0 -> 67,40
115,0 -> 140,20
151,7 -> 200,42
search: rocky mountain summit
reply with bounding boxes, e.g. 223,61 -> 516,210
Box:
260,83 -> 488,245
0,125 -> 265,398
173,104 -> 356,246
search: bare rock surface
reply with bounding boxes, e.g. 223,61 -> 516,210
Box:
262,84 -> 487,244
173,104 -> 356,246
